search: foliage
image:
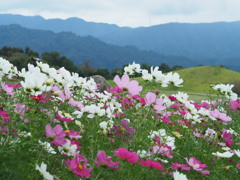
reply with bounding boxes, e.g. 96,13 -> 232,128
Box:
232,80 -> 240,96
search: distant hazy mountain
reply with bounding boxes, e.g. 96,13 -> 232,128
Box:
0,14 -> 129,37
0,24 -> 201,69
1,14 -> 240,58
0,14 -> 240,71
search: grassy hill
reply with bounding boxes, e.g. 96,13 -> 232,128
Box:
109,66 -> 240,95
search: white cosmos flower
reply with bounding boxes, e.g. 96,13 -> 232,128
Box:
39,141 -> 56,154
173,171 -> 188,180
58,140 -> 77,156
234,149 -> 240,157
124,61 -> 141,75
0,57 -> 18,79
142,69 -> 153,81
85,105 -> 105,118
36,162 -> 54,180
165,72 -> 184,87
137,150 -> 151,158
20,68 -> 50,95
99,120 -> 114,134
173,92 -> 189,103
212,151 -> 234,158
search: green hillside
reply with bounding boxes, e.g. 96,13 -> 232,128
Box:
173,66 -> 240,93
109,66 -> 240,95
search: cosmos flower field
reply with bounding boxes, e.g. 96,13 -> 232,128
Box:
0,58 -> 239,179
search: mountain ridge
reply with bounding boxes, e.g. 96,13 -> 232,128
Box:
0,24 -> 201,70
0,14 -> 240,71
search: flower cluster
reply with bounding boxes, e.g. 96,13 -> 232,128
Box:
0,58 -> 239,180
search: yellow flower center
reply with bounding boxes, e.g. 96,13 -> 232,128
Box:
120,127 -> 125,131
65,130 -> 70,133
78,164 -> 83,170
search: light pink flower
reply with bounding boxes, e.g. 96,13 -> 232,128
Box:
139,159 -> 164,170
68,98 -> 84,110
237,164 -> 240,169
114,74 -> 142,96
65,154 -> 92,178
45,124 -> 67,146
114,147 -> 139,163
210,109 -> 232,122
95,151 -> 120,170
145,92 -> 156,105
1,83 -> 15,96
154,98 -> 166,113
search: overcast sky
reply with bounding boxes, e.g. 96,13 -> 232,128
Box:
1,0 -> 240,27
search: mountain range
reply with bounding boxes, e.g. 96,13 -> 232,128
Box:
0,14 -> 240,71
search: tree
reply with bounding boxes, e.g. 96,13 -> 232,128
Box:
111,67 -> 122,78
78,59 -> 96,77
41,51 -> 78,72
171,65 -> 184,71
96,68 -> 110,79
159,63 -> 171,73
24,47 -> 39,57
141,63 -> 151,71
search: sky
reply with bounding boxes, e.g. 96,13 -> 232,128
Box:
1,0 -> 240,27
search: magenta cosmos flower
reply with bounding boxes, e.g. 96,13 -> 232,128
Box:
114,74 -> 142,96
0,110 -> 10,123
65,154 -> 92,178
45,124 -> 67,146
95,150 -> 120,170
56,111 -> 73,122
230,99 -> 240,112
114,147 -> 139,163
139,159 -> 164,170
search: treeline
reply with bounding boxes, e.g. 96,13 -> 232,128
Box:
0,46 -> 184,79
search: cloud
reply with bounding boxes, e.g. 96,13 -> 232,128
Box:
1,0 -> 240,27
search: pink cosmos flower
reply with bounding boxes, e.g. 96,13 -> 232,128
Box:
95,151 -> 120,170
45,124 -> 67,146
30,94 -> 53,104
230,99 -> 240,112
65,129 -> 82,140
0,110 -> 10,123
1,83 -> 15,96
14,103 -> 29,116
68,98 -> 84,110
154,98 -> 166,113
114,147 -> 139,163
56,112 -> 73,122
6,83 -> 21,88
170,162 -> 191,171
237,164 -> 240,169
209,109 -> 232,122
222,129 -> 234,147
114,74 -> 142,96
145,92 -> 156,105
113,119 -> 135,141
150,136 -> 173,159
185,157 -> 210,175
139,159 -> 164,170
65,154 -> 92,178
